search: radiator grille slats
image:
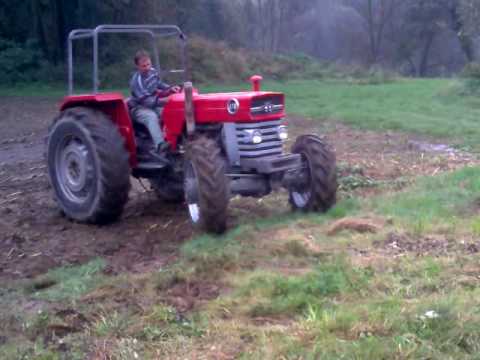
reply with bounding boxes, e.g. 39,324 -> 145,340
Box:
235,120 -> 283,159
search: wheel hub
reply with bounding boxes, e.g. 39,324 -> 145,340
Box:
56,138 -> 93,204
291,187 -> 312,207
63,143 -> 88,191
188,203 -> 200,223
184,161 -> 201,223
290,155 -> 312,208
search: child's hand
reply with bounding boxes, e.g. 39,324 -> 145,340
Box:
170,85 -> 181,93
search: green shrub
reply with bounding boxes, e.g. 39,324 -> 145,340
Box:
1,35 -> 385,87
81,37 -> 339,87
0,38 -> 46,84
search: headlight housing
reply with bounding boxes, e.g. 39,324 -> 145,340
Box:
243,129 -> 263,144
277,125 -> 288,141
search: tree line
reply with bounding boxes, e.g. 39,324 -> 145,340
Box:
1,0 -> 480,83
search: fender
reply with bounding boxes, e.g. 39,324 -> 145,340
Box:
60,93 -> 138,167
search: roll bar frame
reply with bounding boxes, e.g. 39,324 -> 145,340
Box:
67,24 -> 187,95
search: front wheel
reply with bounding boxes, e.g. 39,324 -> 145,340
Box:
289,135 -> 337,212
184,136 -> 229,233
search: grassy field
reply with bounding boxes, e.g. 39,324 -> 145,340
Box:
3,78 -> 480,358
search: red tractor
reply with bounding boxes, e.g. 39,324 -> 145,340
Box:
46,25 -> 337,233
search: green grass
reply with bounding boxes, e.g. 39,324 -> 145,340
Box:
282,79 -> 477,140
242,255 -> 480,359
0,83 -> 126,97
237,256 -> 371,318
214,251 -> 480,359
197,164 -> 480,358
0,260 -> 106,360
25,258 -> 106,301
0,83 -> 68,97
370,166 -> 480,232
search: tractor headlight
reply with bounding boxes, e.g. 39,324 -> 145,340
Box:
277,125 -> 288,141
252,131 -> 263,144
244,129 -> 263,144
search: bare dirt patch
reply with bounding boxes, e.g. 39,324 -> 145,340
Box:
322,120 -> 478,180
164,281 -> 221,313
327,217 -> 386,236
374,231 -> 480,256
0,98 -> 478,281
289,117 -> 479,196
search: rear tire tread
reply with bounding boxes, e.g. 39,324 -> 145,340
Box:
47,107 -> 131,224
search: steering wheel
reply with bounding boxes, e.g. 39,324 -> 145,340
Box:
156,85 -> 182,98
170,84 -> 183,93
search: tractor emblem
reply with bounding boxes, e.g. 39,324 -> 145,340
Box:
227,98 -> 240,114
263,103 -> 273,113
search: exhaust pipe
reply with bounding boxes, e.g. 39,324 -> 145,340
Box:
250,75 -> 263,92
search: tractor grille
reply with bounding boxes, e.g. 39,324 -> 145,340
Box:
236,120 -> 283,159
250,96 -> 283,115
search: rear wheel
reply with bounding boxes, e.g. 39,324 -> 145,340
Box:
289,135 -> 337,212
46,107 -> 131,224
184,136 -> 229,233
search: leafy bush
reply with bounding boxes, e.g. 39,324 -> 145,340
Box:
0,38 -> 46,84
79,36 -> 346,87
188,36 -> 250,83
0,35 -> 394,87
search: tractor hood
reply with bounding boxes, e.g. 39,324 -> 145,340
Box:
163,90 -> 285,124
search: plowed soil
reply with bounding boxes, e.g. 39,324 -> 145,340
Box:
0,97 -> 477,280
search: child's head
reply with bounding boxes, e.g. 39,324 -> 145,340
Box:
134,50 -> 152,74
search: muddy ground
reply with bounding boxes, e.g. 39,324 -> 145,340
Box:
0,97 -> 477,280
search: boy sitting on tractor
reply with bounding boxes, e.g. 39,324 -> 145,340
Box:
128,49 -> 180,161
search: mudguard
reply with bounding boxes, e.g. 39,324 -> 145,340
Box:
60,93 -> 138,167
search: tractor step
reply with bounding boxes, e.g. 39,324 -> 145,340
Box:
136,162 -> 168,170
240,154 -> 302,174
132,161 -> 168,178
